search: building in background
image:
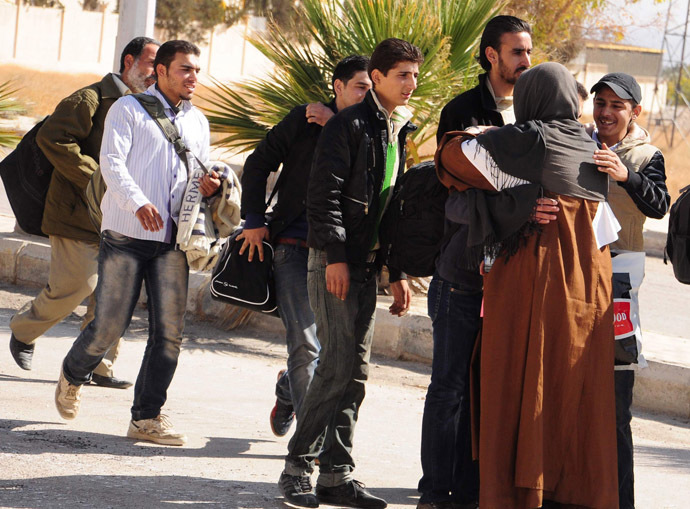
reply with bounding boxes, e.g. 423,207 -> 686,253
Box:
0,0 -> 273,83
568,40 -> 667,115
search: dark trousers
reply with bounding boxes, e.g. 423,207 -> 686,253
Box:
616,369 -> 635,509
418,274 -> 482,504
63,230 -> 188,421
284,249 -> 377,488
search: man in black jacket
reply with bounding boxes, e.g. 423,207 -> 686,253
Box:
238,56 -> 371,438
278,39 -> 423,509
417,16 -> 536,509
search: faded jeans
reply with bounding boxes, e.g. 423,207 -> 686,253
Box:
418,274 -> 482,504
62,230 -> 188,421
284,248 -> 377,487
273,243 -> 320,416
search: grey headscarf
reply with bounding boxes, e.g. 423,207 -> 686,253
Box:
462,63 -> 609,260
476,62 -> 608,201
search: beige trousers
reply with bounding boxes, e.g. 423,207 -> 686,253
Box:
10,235 -> 122,377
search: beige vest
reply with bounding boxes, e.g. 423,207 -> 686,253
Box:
607,124 -> 659,252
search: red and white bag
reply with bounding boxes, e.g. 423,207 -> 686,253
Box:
611,251 -> 647,368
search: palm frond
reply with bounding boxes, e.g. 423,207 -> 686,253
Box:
0,80 -> 24,149
204,0 -> 501,156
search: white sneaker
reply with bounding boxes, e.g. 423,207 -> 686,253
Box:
127,414 -> 187,446
55,369 -> 82,420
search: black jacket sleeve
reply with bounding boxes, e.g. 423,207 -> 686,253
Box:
619,151 -> 670,219
307,113 -> 357,264
240,105 -> 307,219
436,103 -> 454,144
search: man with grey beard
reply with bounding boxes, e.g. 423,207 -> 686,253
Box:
8,37 -> 160,389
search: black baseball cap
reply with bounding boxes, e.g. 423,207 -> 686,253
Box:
590,73 -> 642,104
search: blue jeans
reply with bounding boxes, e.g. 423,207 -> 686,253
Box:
418,274 -> 482,504
273,243 -> 320,416
62,230 -> 189,421
615,369 -> 635,509
284,248 -> 377,487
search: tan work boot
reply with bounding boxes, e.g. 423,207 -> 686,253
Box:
127,414 -> 187,446
55,370 -> 82,420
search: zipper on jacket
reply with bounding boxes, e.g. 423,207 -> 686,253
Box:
342,194 -> 369,214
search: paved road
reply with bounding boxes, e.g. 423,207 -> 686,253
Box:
1,283 -> 689,508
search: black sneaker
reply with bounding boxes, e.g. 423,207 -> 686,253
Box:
316,480 -> 387,508
271,399 -> 295,437
279,472 -> 319,508
9,334 -> 34,370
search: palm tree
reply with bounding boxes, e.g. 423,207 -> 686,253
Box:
0,81 -> 23,150
203,0 -> 502,159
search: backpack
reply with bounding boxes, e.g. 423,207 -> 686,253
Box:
380,161 -> 448,277
665,184 -> 690,284
0,117 -> 52,237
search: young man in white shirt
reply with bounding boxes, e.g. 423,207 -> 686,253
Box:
55,40 -> 219,446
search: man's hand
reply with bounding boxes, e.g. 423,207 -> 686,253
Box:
593,144 -> 629,182
306,102 -> 334,127
237,226 -> 269,262
326,262 -> 350,301
389,279 -> 411,317
465,125 -> 498,135
200,170 -> 221,197
135,203 -> 164,232
532,197 -> 559,224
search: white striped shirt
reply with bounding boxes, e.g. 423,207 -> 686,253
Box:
99,85 -> 210,242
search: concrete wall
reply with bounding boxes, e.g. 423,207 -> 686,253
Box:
0,3 -> 272,83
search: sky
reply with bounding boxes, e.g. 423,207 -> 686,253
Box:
613,0 -> 689,65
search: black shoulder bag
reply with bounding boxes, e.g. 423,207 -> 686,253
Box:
209,157 -> 287,316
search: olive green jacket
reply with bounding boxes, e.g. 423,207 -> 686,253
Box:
36,73 -> 127,242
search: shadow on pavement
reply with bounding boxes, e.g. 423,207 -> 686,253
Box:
0,373 -> 56,385
636,443 -> 690,472
0,475 -> 285,508
1,419 -> 279,460
0,475 -> 420,508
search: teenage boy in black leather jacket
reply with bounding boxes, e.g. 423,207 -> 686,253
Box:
239,56 -> 371,440
278,38 -> 423,509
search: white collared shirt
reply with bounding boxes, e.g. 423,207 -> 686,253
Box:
99,84 -> 210,242
485,78 -> 515,125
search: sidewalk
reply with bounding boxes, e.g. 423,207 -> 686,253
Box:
1,213 -> 688,419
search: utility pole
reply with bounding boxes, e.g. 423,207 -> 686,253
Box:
112,0 -> 157,72
671,0 -> 690,145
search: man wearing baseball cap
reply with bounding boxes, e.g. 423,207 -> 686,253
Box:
588,72 -> 670,509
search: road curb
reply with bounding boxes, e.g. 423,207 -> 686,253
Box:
1,227 -> 687,418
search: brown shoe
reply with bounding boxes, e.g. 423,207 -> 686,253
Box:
127,414 -> 187,446
55,369 -> 82,420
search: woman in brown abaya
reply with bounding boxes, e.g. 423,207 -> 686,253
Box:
435,62 -> 619,509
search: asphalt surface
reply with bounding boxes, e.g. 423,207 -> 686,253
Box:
1,283 -> 689,509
